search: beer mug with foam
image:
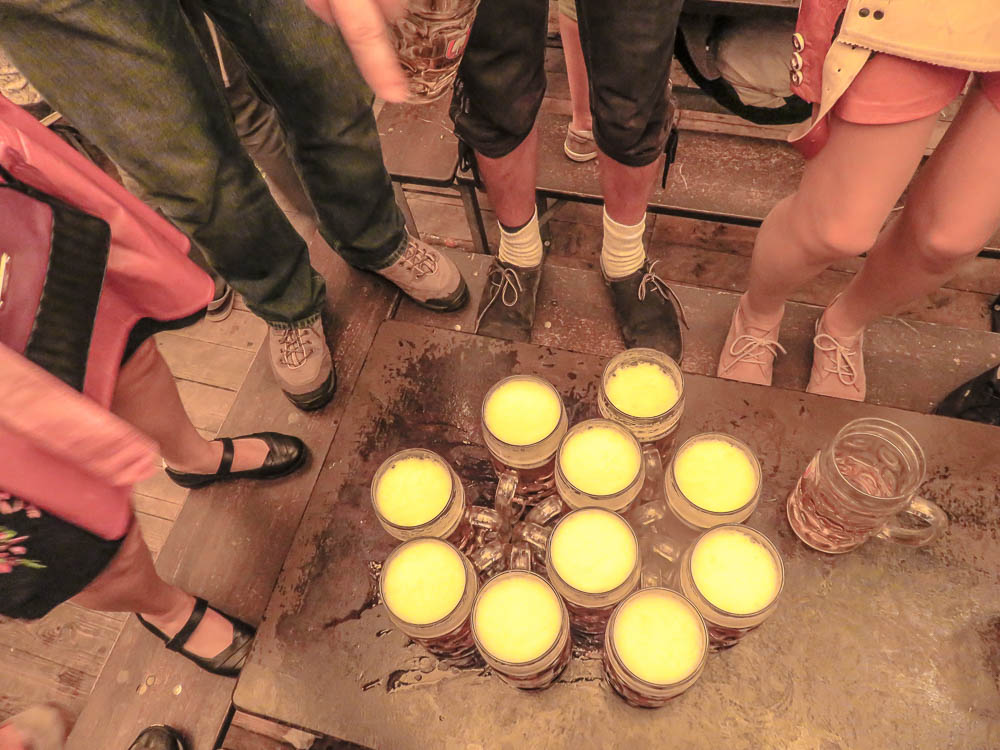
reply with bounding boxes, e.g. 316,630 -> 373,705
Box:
555,419 -> 645,515
372,448 -> 504,553
481,375 -> 568,521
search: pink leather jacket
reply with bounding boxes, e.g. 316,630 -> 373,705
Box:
0,95 -> 213,539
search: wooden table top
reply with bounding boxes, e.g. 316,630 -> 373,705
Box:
234,320 -> 1000,749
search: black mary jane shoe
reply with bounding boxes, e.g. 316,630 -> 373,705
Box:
164,432 -> 307,489
604,260 -> 687,362
129,725 -> 187,750
137,597 -> 255,677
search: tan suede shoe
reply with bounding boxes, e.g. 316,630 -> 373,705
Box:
267,317 -> 335,411
806,311 -> 866,402
717,301 -> 785,386
563,126 -> 597,162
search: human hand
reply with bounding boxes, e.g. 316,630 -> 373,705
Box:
304,0 -> 410,102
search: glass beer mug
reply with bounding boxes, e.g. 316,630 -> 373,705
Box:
555,419 -> 645,515
603,588 -> 708,707
481,375 -> 568,521
380,538 -> 483,664
472,569 -> 572,689
389,0 -> 481,103
371,448 -> 504,553
598,348 -> 685,497
678,525 -> 783,650
786,418 -> 948,554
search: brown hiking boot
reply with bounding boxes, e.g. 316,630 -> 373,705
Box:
806,311 -> 866,402
376,235 -> 469,311
717,299 -> 786,386
604,261 -> 687,362
267,317 -> 336,411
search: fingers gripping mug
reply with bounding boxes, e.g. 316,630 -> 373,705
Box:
787,418 -> 948,554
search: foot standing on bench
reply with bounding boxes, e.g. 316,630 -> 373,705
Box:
0,0 -> 469,412
450,0 -> 687,359
717,1 -> 1000,401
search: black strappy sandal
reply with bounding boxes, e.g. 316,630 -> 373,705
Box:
129,725 -> 187,750
137,597 -> 255,677
164,431 -> 306,489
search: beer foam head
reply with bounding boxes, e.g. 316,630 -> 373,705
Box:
691,527 -> 781,615
550,509 -> 637,594
382,539 -> 467,625
483,376 -> 562,446
474,572 -> 563,664
673,436 -> 758,512
606,360 -> 680,418
560,421 -> 641,496
612,589 -> 706,686
374,452 -> 452,527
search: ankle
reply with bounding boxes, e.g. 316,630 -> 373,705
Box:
822,299 -> 866,339
739,294 -> 784,332
141,592 -> 195,635
601,208 -> 646,279
165,441 -> 221,475
498,209 -> 543,268
571,117 -> 592,134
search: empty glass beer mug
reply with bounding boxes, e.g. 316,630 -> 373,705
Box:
603,588 -> 708,707
481,375 -> 568,520
380,538 -> 483,664
371,448 -> 504,553
679,525 -> 783,650
598,348 -> 685,496
389,0 -> 481,102
472,570 -> 572,689
555,419 -> 645,514
787,418 -> 948,554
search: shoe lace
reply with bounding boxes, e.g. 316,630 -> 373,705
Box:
476,264 -> 524,329
637,261 -> 689,329
399,240 -> 438,279
279,327 -> 316,369
719,334 -> 787,375
813,332 -> 861,386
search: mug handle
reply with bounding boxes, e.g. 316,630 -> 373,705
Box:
495,470 -> 524,520
469,539 -> 506,578
513,521 -> 551,559
508,541 -> 533,571
467,506 -> 507,538
639,444 -> 665,504
875,495 -> 948,547
524,495 -> 565,526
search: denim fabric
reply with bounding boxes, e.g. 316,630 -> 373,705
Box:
0,0 -> 406,326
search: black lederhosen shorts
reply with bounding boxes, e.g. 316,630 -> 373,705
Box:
450,0 -> 683,167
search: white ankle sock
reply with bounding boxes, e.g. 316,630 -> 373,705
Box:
497,208 -> 543,268
600,208 -> 646,279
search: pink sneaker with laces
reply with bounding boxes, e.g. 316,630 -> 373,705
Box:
806,310 -> 866,401
717,300 -> 786,386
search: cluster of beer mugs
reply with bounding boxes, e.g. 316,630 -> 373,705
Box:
371,348 -> 784,706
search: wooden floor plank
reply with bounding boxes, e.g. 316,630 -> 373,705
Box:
175,380 -> 236,435
154,334 -> 255,391
0,605 -> 119,680
0,646 -> 92,723
133,468 -> 189,506
168,309 -> 267,352
132,492 -> 182,523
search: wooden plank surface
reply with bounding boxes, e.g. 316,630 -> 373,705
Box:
395,250 -> 1000,413
66,237 -> 400,750
233,320 -> 999,749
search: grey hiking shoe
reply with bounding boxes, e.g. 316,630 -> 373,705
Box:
376,235 -> 469,311
474,260 -> 542,342
268,318 -> 336,411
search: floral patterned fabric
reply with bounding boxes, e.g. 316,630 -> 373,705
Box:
1,493 -> 46,574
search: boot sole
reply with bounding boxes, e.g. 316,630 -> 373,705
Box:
413,279 -> 470,313
284,370 -> 337,411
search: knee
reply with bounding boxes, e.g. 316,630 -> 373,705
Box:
798,209 -> 880,262
910,221 -> 985,275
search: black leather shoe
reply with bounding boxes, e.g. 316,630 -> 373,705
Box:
934,365 -> 1000,426
605,260 -> 687,361
165,432 -> 307,489
129,725 -> 187,750
474,260 -> 542,342
138,597 -> 255,678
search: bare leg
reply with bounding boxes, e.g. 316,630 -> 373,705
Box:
742,113 -> 940,328
825,87 -> 1000,335
72,523 -> 233,657
110,339 -> 268,474
559,13 -> 592,134
474,125 -> 539,228
598,152 -> 659,225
